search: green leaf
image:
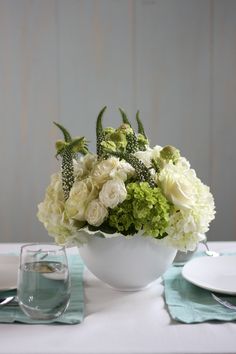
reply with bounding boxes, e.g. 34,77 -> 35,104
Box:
119,108 -> 131,126
136,111 -> 147,139
68,137 -> 88,155
53,122 -> 72,142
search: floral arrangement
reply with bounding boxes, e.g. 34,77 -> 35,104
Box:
37,107 -> 215,251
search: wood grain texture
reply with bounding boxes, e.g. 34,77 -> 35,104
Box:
0,0 -> 59,242
0,0 -> 235,242
135,0 -> 211,183
210,0 -> 236,241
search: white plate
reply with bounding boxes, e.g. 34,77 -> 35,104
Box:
182,255 -> 236,295
0,255 -> 19,291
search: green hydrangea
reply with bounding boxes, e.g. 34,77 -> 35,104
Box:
108,182 -> 170,237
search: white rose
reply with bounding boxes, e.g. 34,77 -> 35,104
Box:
162,163 -> 215,251
134,148 -> 153,168
91,157 -> 120,187
99,179 -> 127,209
66,178 -> 98,221
159,163 -> 195,209
85,199 -> 108,226
110,160 -> 135,181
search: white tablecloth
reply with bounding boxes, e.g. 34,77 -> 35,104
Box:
0,242 -> 236,354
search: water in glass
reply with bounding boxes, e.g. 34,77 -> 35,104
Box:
17,244 -> 71,320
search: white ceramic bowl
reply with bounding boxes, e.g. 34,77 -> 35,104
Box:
79,233 -> 177,291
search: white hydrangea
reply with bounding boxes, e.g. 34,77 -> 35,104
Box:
73,153 -> 97,180
37,173 -> 77,245
159,162 -> 215,251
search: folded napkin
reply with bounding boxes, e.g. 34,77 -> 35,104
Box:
0,254 -> 84,324
163,253 -> 236,323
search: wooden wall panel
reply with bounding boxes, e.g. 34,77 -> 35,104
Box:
0,0 -> 59,242
0,0 -> 235,242
135,0 -> 211,184
210,0 -> 236,241
57,0 -> 136,151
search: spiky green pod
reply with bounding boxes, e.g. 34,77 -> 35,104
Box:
54,122 -> 88,200
118,109 -> 138,153
126,133 -> 138,153
105,149 -> 156,188
96,106 -> 107,158
61,147 -> 74,200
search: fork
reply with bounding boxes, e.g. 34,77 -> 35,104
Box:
211,292 -> 236,310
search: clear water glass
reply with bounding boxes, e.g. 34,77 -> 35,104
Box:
17,243 -> 71,320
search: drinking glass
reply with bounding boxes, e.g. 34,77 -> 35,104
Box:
17,243 -> 71,320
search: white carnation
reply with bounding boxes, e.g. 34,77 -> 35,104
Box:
82,153 -> 97,173
73,159 -> 84,179
73,153 -> 97,180
151,145 -> 162,159
99,179 -> 127,209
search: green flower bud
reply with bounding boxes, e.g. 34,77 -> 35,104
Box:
70,137 -> 88,154
137,133 -> 149,150
117,123 -> 133,135
101,140 -> 117,152
103,127 -> 115,139
160,145 -> 180,162
55,140 -> 67,153
109,131 -> 127,150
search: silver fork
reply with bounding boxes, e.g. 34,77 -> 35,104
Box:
211,292 -> 236,310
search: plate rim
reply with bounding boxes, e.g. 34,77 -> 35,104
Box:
182,255 -> 236,295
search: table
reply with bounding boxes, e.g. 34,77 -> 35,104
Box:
0,242 -> 236,354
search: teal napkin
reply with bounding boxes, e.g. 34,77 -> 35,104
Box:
0,254 -> 84,324
163,254 -> 236,323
